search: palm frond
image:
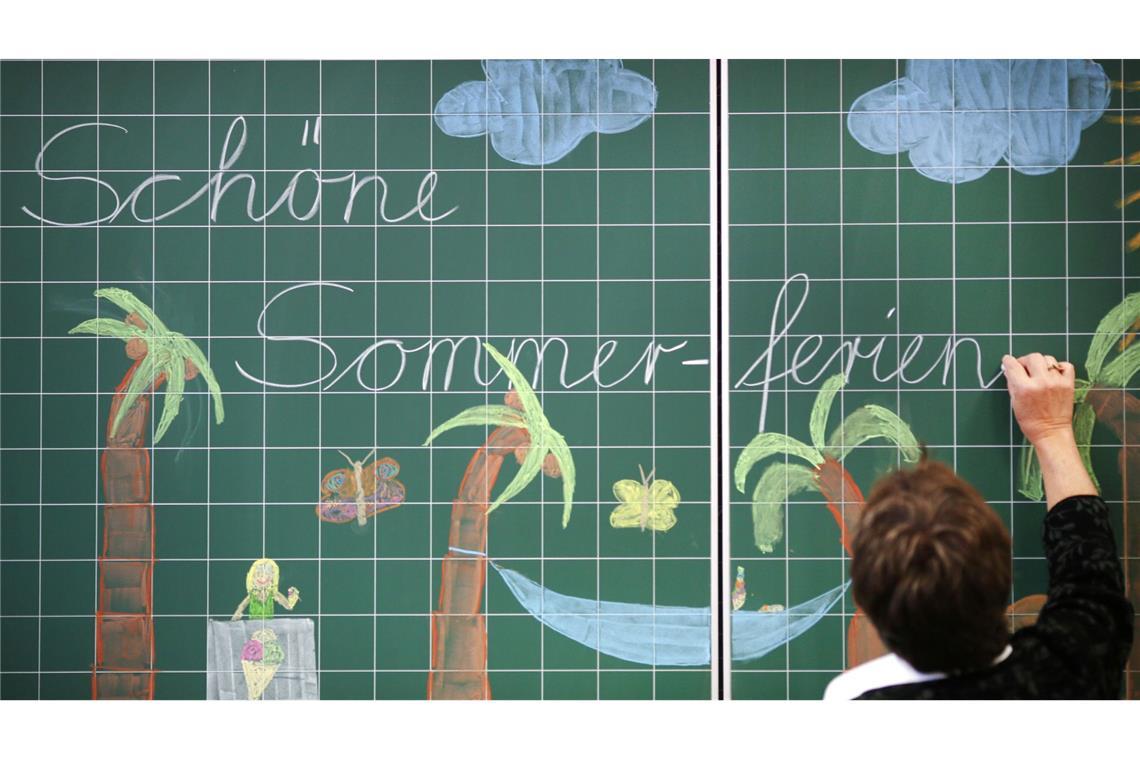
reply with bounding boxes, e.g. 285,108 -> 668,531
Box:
1018,403 -> 1100,502
1017,435 -> 1044,501
92,287 -> 169,335
483,342 -> 543,422
1098,343 -> 1140,389
111,352 -> 157,439
422,405 -> 527,445
733,432 -> 824,494
153,356 -> 185,444
809,373 -> 845,451
749,462 -> 819,553
67,318 -> 144,341
488,437 -> 546,515
1073,402 -> 1101,493
822,405 -> 920,463
545,428 -> 576,527
1087,292 -> 1140,381
172,336 -> 224,425
1073,377 -> 1091,406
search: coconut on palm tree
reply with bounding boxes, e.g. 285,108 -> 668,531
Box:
70,288 -> 223,700
421,342 -> 575,700
733,372 -> 920,666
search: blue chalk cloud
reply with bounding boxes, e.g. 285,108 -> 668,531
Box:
433,60 -> 657,166
847,60 -> 1110,184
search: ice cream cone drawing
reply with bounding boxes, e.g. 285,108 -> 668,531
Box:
240,628 -> 285,700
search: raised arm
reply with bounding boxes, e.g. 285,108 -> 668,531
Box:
1002,353 -> 1096,509
275,587 -> 300,611
231,595 -> 250,622
1003,352 -> 1132,698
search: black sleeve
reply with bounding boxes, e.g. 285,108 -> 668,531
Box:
1031,494 -> 1134,698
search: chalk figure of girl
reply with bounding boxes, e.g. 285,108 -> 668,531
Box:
231,558 -> 300,621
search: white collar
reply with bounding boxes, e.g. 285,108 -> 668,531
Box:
823,645 -> 1013,700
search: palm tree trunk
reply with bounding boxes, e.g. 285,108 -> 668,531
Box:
1085,387 -> 1140,699
427,425 -> 529,700
93,360 -> 164,700
814,456 -> 889,667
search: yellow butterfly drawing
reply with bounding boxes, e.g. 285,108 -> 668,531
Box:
609,465 -> 681,533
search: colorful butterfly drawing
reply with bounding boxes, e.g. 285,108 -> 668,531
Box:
608,465 -> 681,533
317,450 -> 406,526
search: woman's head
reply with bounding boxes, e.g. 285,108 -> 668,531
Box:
851,454 -> 1012,673
246,558 -> 280,595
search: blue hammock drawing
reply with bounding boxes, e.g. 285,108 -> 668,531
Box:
491,563 -> 849,667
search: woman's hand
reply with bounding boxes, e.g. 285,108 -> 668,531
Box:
1002,353 -> 1096,508
1002,353 -> 1076,447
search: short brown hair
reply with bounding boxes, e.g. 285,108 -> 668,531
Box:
851,454 -> 1011,673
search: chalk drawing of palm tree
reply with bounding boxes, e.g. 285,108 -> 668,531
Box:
421,342 -> 574,700
1018,292 -> 1140,698
734,372 -> 920,554
1018,292 -> 1140,501
734,372 -> 920,666
69,287 -> 223,699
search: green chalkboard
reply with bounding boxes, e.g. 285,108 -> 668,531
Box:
0,60 -> 714,700
728,58 -> 1140,699
4,58 -> 1137,702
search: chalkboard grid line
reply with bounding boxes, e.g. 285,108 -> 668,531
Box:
0,665 -> 739,675
951,63 -> 960,484
0,554 -> 1059,565
0,223 -> 712,229
1116,61 -> 1136,695
36,60 -> 44,699
9,555 -> 1061,566
427,61 -> 437,699
259,62 -> 266,574
1006,63 -> 1016,606
1,63 -> 5,702
0,274 -> 1125,285
537,60 -> 545,699
204,61 -> 213,699
1120,63 -> 1131,693
718,163 -> 1133,171
713,58 -> 726,700
0,390 -> 720,398
783,59 -> 791,701
396,56 -> 405,706
17,442 -> 1140,452
89,59 -> 99,704
726,219 -> 1131,226
595,59 -> 602,700
3,166 -> 723,174
9,107 -> 1130,117
0,111 -> 714,118
148,58 -> 157,692
318,60 -> 325,693
1,219 -> 1122,228
651,58 -> 659,699
894,59 -> 905,626
838,59 -> 848,680
0,496 -> 1115,508
719,108 -> 1126,117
